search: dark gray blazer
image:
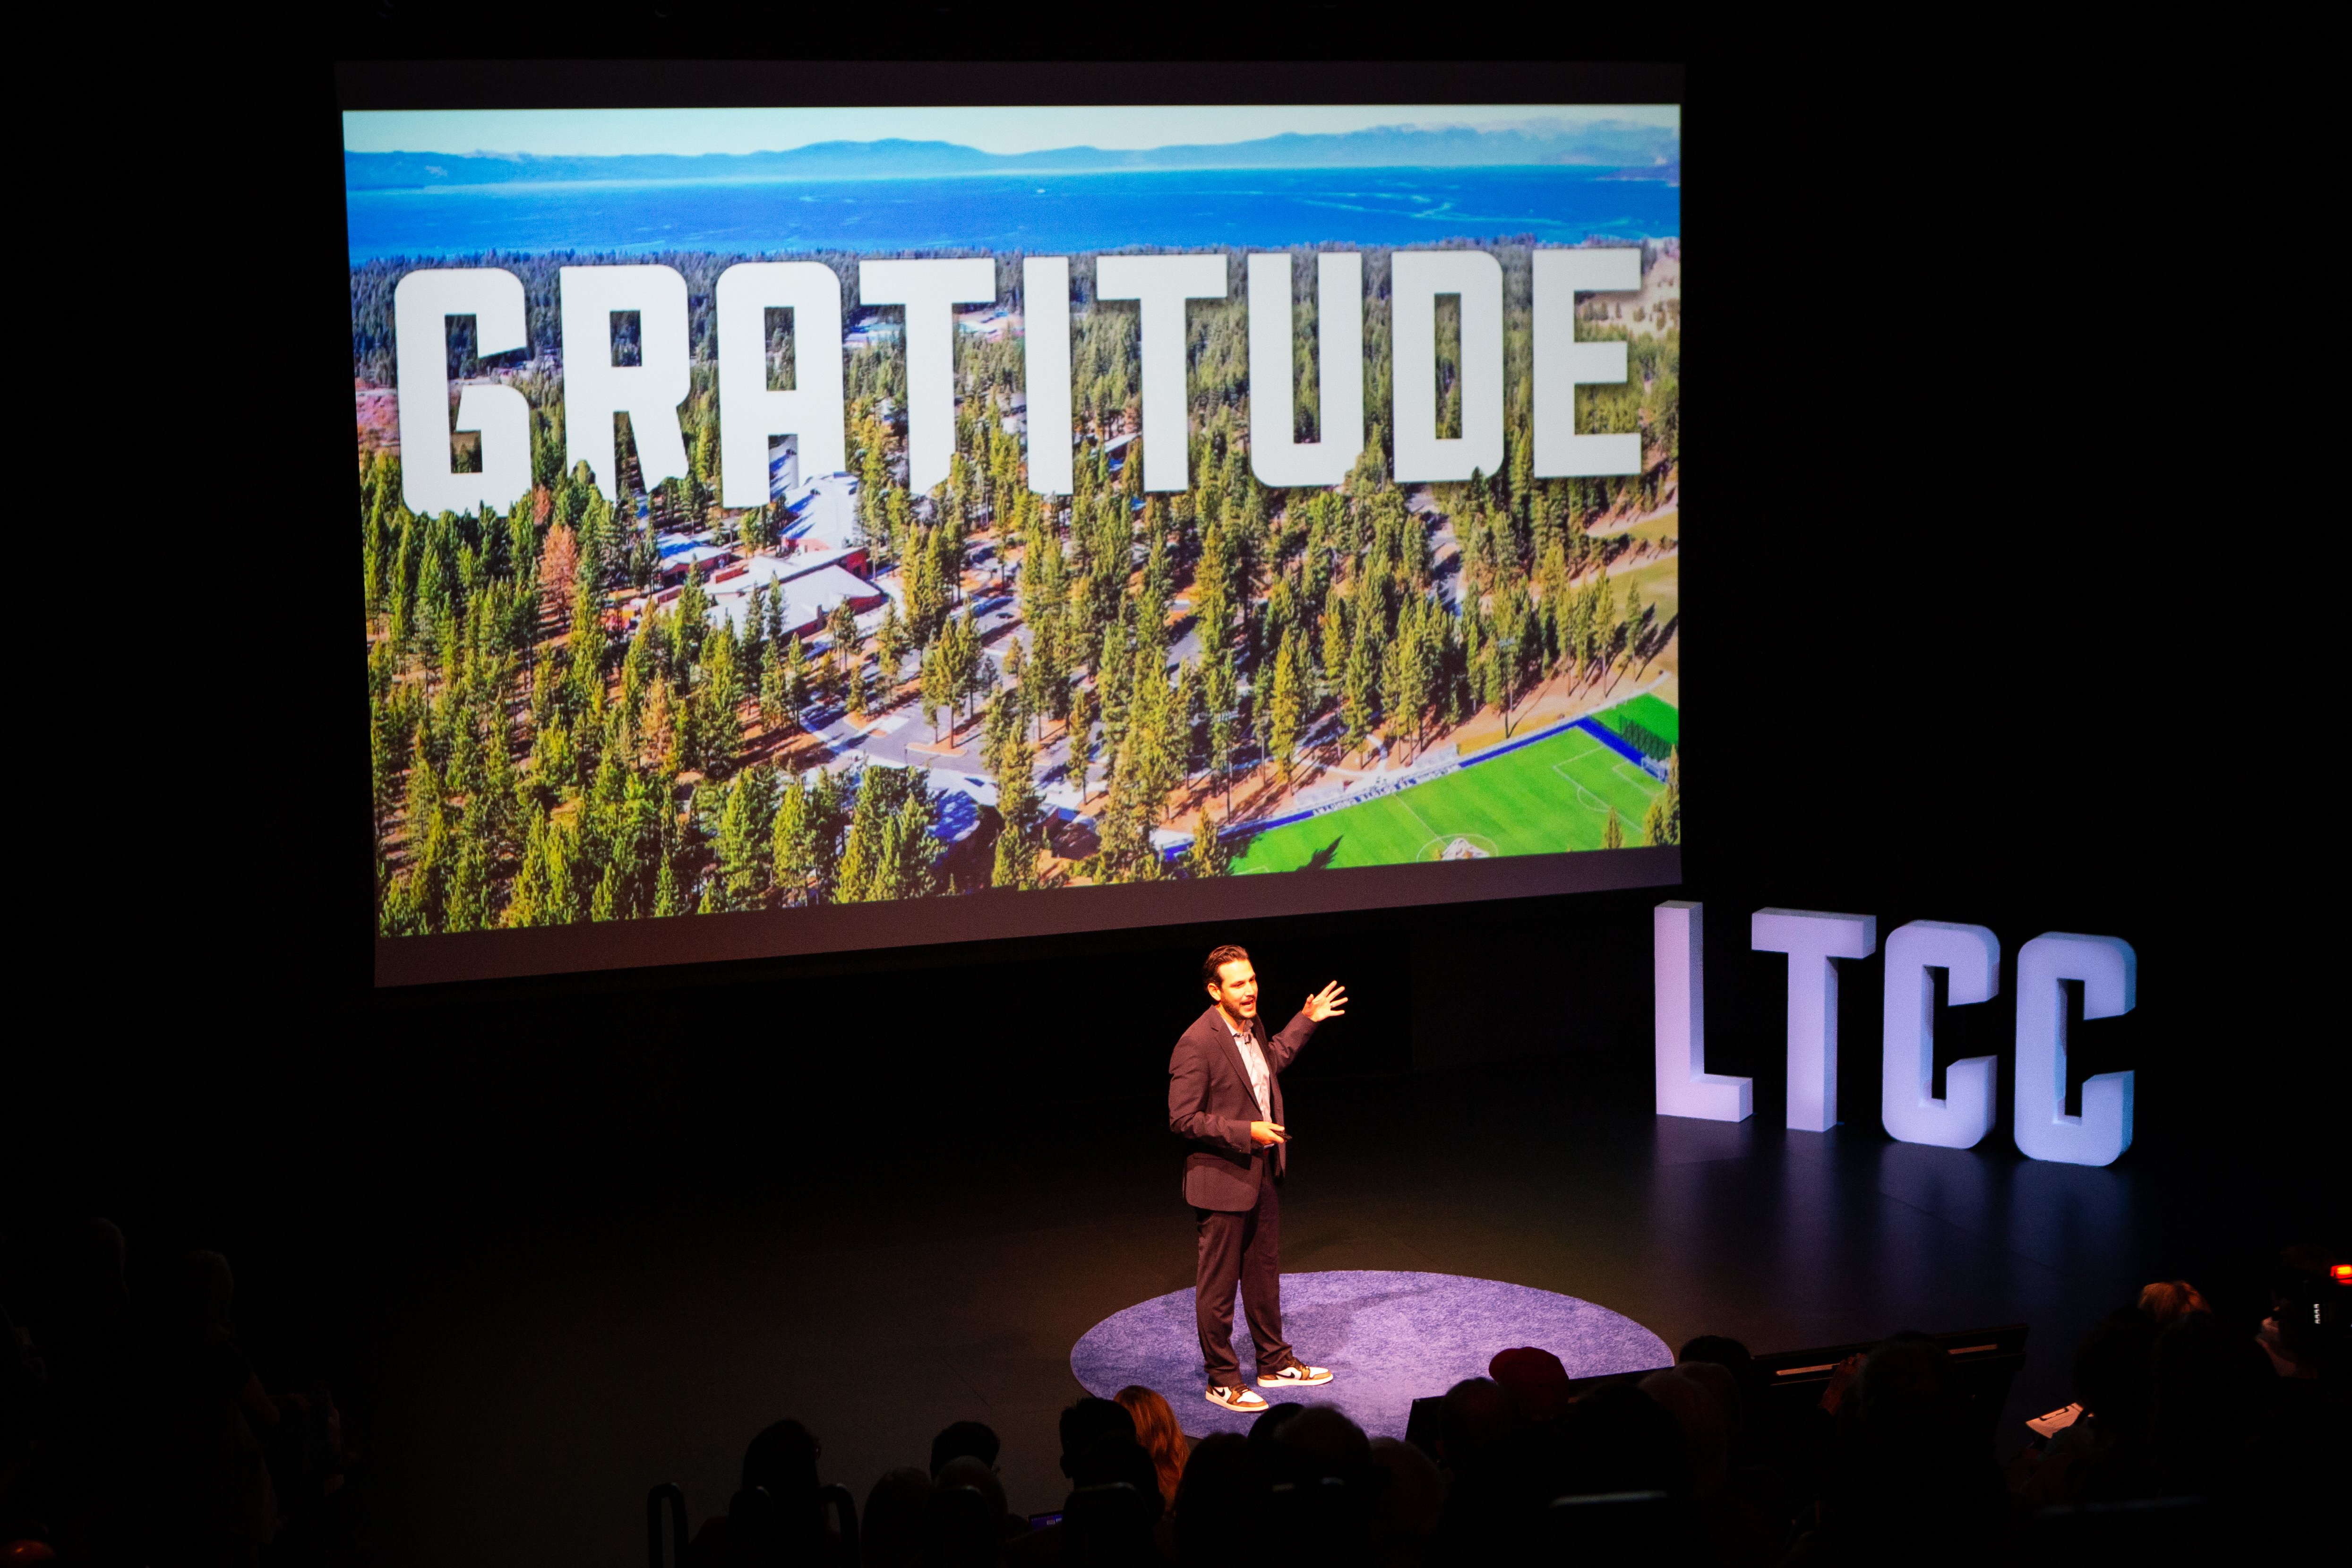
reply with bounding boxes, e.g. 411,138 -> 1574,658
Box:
1168,1003 -> 1318,1211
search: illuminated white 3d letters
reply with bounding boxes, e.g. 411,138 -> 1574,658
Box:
2013,933 -> 2137,1167
1880,920 -> 2000,1149
1022,257 -> 1074,497
1248,251 -> 1364,488
393,268 -> 534,516
1094,254 -> 1227,492
1391,250 -> 1504,483
1654,902 -> 1751,1122
714,262 -> 846,508
559,264 -> 691,503
1531,248 -> 1643,478
1751,909 -> 1878,1133
858,258 -> 996,495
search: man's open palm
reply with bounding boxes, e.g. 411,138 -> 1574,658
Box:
1306,981 -> 1348,1022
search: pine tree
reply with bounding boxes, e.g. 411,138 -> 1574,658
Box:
1603,805 -> 1626,850
1318,606 -> 1348,705
772,772 -> 816,906
1268,628 -> 1306,787
875,602 -> 908,697
1342,625 -> 1380,761
544,816 -> 583,925
716,763 -> 778,909
506,806 -> 553,927
700,620 -> 744,776
991,751 -> 1045,891
835,769 -> 888,902
1185,808 -> 1229,879
444,827 -> 490,933
640,675 -> 676,771
590,858 -> 624,921
887,790 -> 940,900
1620,583 -> 1647,677
759,637 -> 793,735
378,870 -> 429,937
1204,648 -> 1238,809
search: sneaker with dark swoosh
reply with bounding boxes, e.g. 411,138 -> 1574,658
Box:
1257,1363 -> 1334,1389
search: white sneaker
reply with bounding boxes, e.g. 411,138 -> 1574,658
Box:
1206,1384 -> 1270,1411
1256,1363 -> 1335,1389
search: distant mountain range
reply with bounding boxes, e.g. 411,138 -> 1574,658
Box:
345,120 -> 1680,190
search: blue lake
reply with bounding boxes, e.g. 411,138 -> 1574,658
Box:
343,165 -> 1679,262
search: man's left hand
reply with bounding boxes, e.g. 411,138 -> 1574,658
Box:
1305,981 -> 1348,1022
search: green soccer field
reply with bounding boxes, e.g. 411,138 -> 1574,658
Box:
1228,725 -> 1667,874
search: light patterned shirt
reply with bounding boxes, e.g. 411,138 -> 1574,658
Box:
1221,1011 -> 1273,1122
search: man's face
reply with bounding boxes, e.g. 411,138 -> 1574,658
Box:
1209,960 -> 1259,1021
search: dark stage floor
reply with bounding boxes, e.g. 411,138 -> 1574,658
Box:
338,1055 -> 2263,1567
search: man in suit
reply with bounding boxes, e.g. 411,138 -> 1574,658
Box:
1168,943 -> 1349,1411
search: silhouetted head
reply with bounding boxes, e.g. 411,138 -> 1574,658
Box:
1638,1366 -> 1731,1497
741,1418 -> 821,1499
935,1456 -> 1008,1527
1057,1396 -> 1136,1478
1171,1431 -> 1256,1565
1488,1346 -> 1572,1423
1435,1377 -> 1515,1472
860,1466 -> 931,1568
1267,1403 -> 1371,1487
1843,1331 -> 1974,1465
928,1420 -> 999,1479
1564,1382 -> 1688,1496
920,1481 -> 996,1568
1068,1438 -> 1165,1522
1365,1434 -> 1443,1546
1247,1400 -> 1306,1451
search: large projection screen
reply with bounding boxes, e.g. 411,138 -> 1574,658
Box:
352,73 -> 1684,985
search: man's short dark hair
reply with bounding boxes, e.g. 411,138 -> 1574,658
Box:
929,1419 -> 1000,1478
1203,944 -> 1252,987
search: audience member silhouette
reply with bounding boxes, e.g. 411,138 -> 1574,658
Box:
1485,1347 -> 1571,1423
1790,1331 -> 2000,1566
1167,1431 -> 1253,1568
934,1456 -> 1015,1544
1362,1435 -> 1441,1568
929,1421 -> 1001,1480
859,1466 -> 931,1568
692,1418 -> 839,1568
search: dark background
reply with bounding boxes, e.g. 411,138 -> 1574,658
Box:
8,10 -> 2333,1556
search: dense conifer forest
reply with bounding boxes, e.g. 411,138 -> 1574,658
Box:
360,242 -> 1682,936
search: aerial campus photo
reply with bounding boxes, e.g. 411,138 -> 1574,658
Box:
351,105 -> 1683,934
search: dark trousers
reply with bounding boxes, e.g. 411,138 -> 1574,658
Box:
1194,1158 -> 1294,1387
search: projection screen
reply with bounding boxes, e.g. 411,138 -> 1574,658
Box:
353,81 -> 1684,984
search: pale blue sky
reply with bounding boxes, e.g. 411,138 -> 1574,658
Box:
341,104 -> 1679,157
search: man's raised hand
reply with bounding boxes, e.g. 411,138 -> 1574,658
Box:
1250,1121 -> 1288,1146
1305,981 -> 1349,1022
